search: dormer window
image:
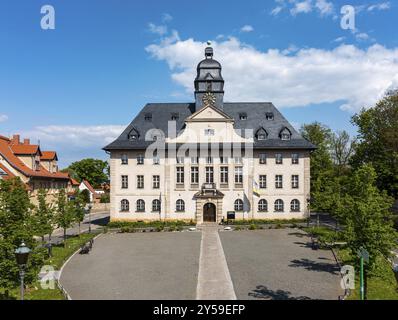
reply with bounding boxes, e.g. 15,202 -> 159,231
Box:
239,113 -> 247,120
171,113 -> 179,121
266,112 -> 274,120
255,128 -> 268,141
280,127 -> 292,141
204,129 -> 215,136
128,128 -> 139,141
144,113 -> 152,121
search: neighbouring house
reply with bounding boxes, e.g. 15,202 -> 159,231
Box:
0,134 -> 76,204
79,179 -> 103,204
104,45 -> 316,223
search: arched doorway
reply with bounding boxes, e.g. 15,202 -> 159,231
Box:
203,203 -> 216,222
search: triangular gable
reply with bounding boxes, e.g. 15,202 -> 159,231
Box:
186,104 -> 234,122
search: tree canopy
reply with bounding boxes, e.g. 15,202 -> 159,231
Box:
62,158 -> 109,189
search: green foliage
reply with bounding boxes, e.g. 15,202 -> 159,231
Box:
32,189 -> 55,241
79,189 -> 91,205
0,178 -> 45,291
63,158 -> 109,189
351,91 -> 398,198
100,193 -> 110,203
335,164 -> 398,272
54,190 -> 75,246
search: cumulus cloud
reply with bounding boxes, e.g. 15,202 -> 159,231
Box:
240,25 -> 254,33
20,125 -> 125,166
146,35 -> 398,112
0,114 -> 8,122
271,0 -> 334,17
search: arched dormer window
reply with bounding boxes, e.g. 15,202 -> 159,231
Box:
279,127 -> 292,141
255,127 -> 268,141
128,128 -> 139,141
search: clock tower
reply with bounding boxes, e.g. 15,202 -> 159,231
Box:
194,42 -> 225,111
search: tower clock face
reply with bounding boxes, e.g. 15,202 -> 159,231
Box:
202,92 -> 216,107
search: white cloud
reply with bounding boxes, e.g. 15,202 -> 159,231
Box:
270,6 -> 284,16
333,36 -> 346,43
161,13 -> 173,23
290,0 -> 313,15
148,23 -> 168,36
146,35 -> 398,112
272,0 -> 334,17
240,25 -> 254,33
355,32 -> 370,41
367,2 -> 391,11
0,114 -> 8,122
315,0 -> 334,16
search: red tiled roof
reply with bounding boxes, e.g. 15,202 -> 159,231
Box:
10,144 -> 41,156
0,163 -> 15,180
71,178 -> 80,186
41,151 -> 58,161
82,180 -> 97,194
0,135 -> 69,180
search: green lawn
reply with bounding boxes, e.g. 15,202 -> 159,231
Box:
0,232 -> 97,300
304,226 -> 398,300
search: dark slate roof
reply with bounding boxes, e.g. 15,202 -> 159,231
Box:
103,102 -> 316,151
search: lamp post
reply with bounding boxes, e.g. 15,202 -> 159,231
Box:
15,241 -> 31,301
88,203 -> 93,233
306,197 -> 311,228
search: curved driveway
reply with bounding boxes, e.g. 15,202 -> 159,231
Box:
60,228 -> 343,300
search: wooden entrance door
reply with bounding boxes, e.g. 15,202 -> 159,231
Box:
203,203 -> 216,222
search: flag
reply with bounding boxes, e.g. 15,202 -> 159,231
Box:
252,180 -> 260,197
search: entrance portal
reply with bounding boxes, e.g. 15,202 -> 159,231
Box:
203,203 -> 216,222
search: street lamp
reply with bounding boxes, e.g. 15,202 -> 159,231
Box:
88,203 -> 93,233
306,197 -> 311,228
15,241 -> 31,301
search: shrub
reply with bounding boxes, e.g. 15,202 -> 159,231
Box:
249,224 -> 257,230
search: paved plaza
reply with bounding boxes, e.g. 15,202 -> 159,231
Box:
60,228 -> 343,300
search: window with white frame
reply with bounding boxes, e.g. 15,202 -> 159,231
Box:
235,167 -> 243,184
120,199 -> 129,212
121,154 -> 128,165
220,167 -> 228,184
234,156 -> 242,164
206,167 -> 214,183
176,167 -> 184,184
259,153 -> 266,164
176,199 -> 185,212
136,199 -> 145,212
121,175 -> 128,189
259,175 -> 267,189
137,154 -> 144,165
274,199 -> 284,212
275,175 -> 283,189
258,199 -> 268,212
206,156 -> 213,164
191,167 -> 199,184
292,153 -> 299,164
152,199 -> 161,212
291,175 -> 299,189
275,153 -> 283,164
176,156 -> 185,164
152,175 -> 160,189
234,199 -> 244,211
291,199 -> 300,212
137,175 -> 144,189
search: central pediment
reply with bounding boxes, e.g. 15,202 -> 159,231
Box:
186,104 -> 234,123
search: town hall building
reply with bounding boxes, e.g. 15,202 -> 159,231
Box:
104,44 -> 315,223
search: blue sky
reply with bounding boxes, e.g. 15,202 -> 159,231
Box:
1,0 -> 397,167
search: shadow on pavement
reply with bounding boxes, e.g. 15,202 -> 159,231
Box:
248,285 -> 312,300
289,258 -> 339,274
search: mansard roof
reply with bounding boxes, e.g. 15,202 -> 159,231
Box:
103,102 -> 316,151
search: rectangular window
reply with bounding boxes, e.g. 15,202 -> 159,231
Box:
137,154 -> 144,165
235,167 -> 243,184
153,175 -> 160,189
292,175 -> 299,189
259,153 -> 266,164
292,153 -> 299,164
275,175 -> 283,189
137,175 -> 144,189
275,153 -> 283,164
206,167 -> 214,183
259,175 -> 267,189
121,154 -> 128,165
176,167 -> 184,184
220,166 -> 229,184
191,167 -> 199,184
121,175 -> 128,189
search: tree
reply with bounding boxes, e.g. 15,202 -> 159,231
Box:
330,130 -> 356,175
32,189 -> 55,243
80,189 -> 91,204
0,178 -> 45,296
54,189 -> 75,247
351,91 -> 398,198
74,191 -> 88,236
300,122 -> 334,211
335,164 -> 397,272
62,158 -> 108,188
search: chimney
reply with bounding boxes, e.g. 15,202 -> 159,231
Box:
11,134 -> 20,145
23,138 -> 30,145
